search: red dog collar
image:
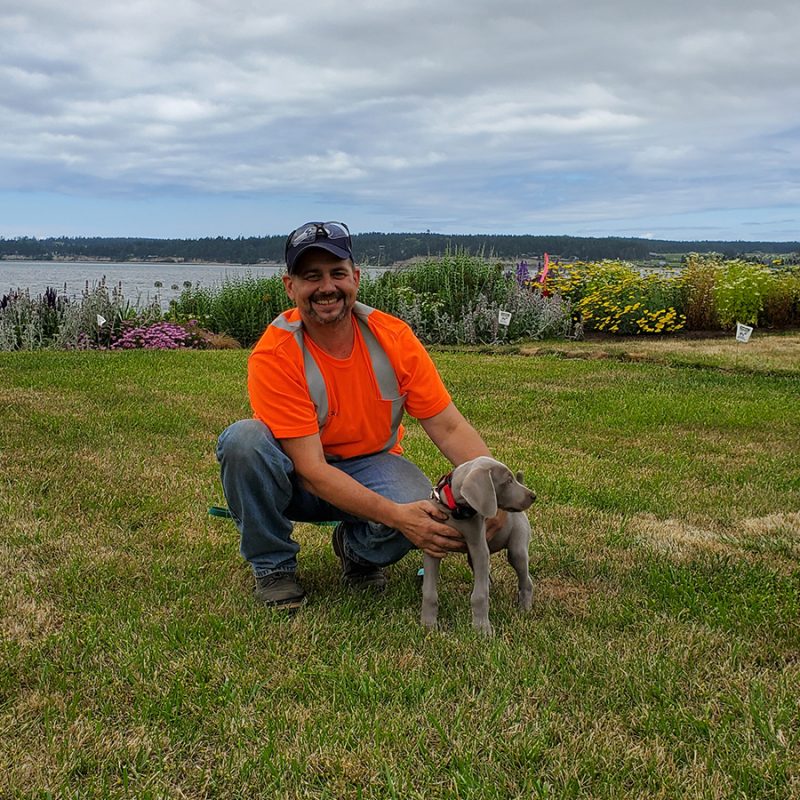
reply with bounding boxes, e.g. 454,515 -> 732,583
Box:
432,472 -> 477,520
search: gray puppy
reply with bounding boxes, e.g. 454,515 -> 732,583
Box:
421,456 -> 536,635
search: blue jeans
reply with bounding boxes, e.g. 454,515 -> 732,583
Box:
216,419 -> 431,577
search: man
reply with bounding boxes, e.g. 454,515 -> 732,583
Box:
216,221 -> 505,609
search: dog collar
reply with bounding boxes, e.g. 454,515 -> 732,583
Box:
431,472 -> 477,520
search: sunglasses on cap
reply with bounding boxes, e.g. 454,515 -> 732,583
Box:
285,221 -> 351,251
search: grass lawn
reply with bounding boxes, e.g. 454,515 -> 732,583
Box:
1,334 -> 799,799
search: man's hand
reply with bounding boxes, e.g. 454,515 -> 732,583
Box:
418,405 -> 507,546
392,500 -> 467,558
484,510 -> 508,542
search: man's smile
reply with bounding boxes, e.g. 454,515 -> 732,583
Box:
306,290 -> 349,324
311,292 -> 345,310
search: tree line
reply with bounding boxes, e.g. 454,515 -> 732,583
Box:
1,233 -> 798,265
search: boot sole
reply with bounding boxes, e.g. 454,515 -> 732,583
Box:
254,593 -> 308,611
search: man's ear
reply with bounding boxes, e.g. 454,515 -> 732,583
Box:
282,272 -> 295,300
459,466 -> 498,518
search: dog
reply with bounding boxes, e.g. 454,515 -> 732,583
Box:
421,456 -> 536,635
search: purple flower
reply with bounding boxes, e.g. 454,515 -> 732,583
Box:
110,320 -> 207,350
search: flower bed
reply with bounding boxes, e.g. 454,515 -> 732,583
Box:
2,255 -> 798,350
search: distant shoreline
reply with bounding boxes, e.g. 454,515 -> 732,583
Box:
0,255 -> 283,267
3,234 -> 798,268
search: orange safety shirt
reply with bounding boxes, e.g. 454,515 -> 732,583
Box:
248,307 -> 451,460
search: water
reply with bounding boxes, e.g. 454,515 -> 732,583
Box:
0,260 -> 286,307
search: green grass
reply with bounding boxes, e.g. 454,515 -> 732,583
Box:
1,340 -> 799,798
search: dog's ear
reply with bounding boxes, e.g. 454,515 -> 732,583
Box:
460,466 -> 498,518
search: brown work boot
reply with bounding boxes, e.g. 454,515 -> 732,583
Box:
332,524 -> 387,592
253,571 -> 307,610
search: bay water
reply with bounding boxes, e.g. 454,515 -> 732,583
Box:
0,260 -> 286,308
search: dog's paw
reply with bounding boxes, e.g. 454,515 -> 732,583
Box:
518,579 -> 534,611
473,620 -> 495,637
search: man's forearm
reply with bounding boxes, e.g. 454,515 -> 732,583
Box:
420,403 -> 493,466
297,464 -> 404,528
438,422 -> 492,465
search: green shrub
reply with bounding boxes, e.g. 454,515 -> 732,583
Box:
359,251 -> 510,317
212,275 -> 289,347
713,260 -> 772,329
359,252 -> 573,343
169,274 -> 289,347
761,269 -> 800,327
167,283 -> 215,325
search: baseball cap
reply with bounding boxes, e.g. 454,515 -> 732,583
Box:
284,221 -> 353,273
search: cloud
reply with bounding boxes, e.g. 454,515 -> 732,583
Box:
1,0 -> 799,238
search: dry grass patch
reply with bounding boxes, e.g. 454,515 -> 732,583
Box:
742,512 -> 800,539
521,331 -> 800,374
0,515 -> 54,578
739,512 -> 800,561
0,384 -> 104,421
630,510 -> 800,573
535,577 -> 604,618
0,594 -> 63,646
632,513 -> 738,559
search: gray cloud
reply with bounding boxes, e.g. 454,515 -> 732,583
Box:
1,0 -> 799,237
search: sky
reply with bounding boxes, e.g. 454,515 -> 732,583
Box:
1,0 -> 799,242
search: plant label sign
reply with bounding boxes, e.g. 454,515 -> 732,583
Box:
735,322 -> 753,343
498,310 -> 512,327
97,315 -> 107,327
